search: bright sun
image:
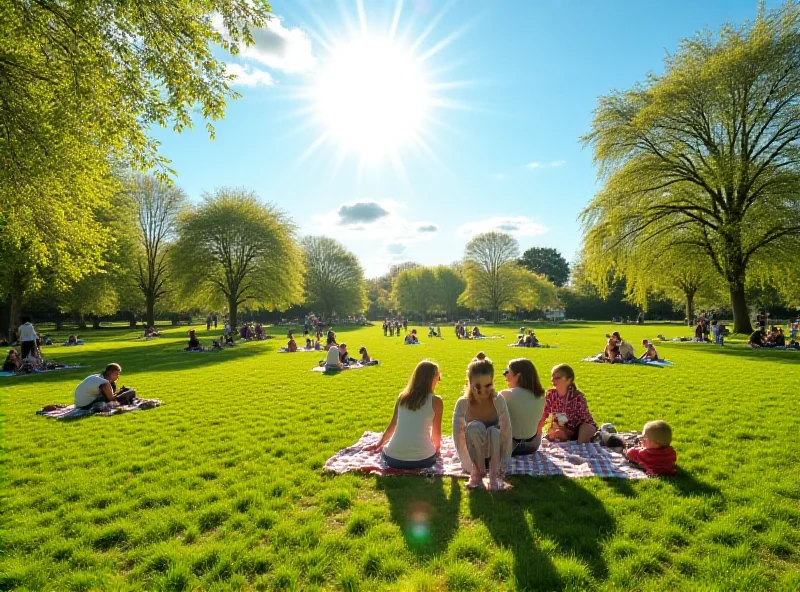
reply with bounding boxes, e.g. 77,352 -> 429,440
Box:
314,37 -> 429,159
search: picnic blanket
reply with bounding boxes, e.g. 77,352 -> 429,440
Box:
36,398 -> 163,420
508,343 -> 553,348
63,341 -> 85,346
581,354 -> 672,367
178,347 -> 220,353
312,362 -> 365,373
278,347 -> 319,353
0,364 -> 84,378
324,431 -> 648,479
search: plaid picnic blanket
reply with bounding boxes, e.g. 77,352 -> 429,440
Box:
581,354 -> 672,367
36,398 -> 163,420
0,364 -> 84,378
324,431 -> 648,479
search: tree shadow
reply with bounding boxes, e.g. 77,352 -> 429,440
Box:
666,469 -> 722,498
377,476 -> 461,557
470,477 -> 614,589
678,343 -> 800,366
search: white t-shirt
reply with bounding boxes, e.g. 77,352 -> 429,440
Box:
325,346 -> 341,366
19,322 -> 37,342
74,374 -> 109,407
384,394 -> 436,461
500,387 -> 546,441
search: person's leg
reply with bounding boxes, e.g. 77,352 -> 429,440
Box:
577,423 -> 596,444
21,341 -> 32,359
486,426 -> 502,490
465,421 -> 488,487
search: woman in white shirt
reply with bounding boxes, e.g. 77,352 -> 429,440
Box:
452,353 -> 512,490
365,361 -> 443,469
499,358 -> 546,456
18,317 -> 39,360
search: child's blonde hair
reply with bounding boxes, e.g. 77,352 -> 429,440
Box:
643,420 -> 672,446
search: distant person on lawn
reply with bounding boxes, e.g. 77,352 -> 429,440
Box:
639,339 -> 660,361
186,330 -> 201,350
364,360 -> 443,469
453,352 -> 512,490
500,358 -> 546,456
538,364 -> 596,444
74,363 -> 136,410
287,332 -> 298,352
748,329 -> 764,348
3,349 -> 21,373
18,317 -> 39,360
324,345 -> 342,370
404,329 -> 419,344
626,420 -> 677,476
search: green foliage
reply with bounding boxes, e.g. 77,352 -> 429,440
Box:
171,189 -> 305,328
580,2 -> 800,332
518,247 -> 570,287
433,265 -> 467,318
3,322 -> 800,590
301,237 -> 367,318
392,267 -> 438,320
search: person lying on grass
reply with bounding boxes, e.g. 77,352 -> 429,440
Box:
404,330 -> 419,345
538,364 -> 597,444
500,358 -> 546,456
3,349 -> 21,373
639,339 -> 660,361
453,352 -> 512,490
625,420 -> 677,476
364,361 -> 443,469
74,363 -> 136,410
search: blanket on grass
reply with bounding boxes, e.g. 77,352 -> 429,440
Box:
324,431 -> 648,479
0,364 -> 84,378
508,343 -> 553,348
278,347 -> 319,353
311,362 -> 370,373
36,398 -> 163,420
581,354 -> 673,367
178,347 -> 221,353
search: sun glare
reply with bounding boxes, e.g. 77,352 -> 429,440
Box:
314,37 -> 429,159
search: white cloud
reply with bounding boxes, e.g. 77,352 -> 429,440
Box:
338,202 -> 390,224
457,216 -> 548,238
214,15 -> 316,73
526,160 -> 566,169
224,63 -> 274,87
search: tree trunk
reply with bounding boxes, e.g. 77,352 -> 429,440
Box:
730,281 -> 752,334
229,298 -> 238,334
146,296 -> 155,328
128,312 -> 137,328
78,314 -> 87,330
685,292 -> 695,326
9,281 -> 23,341
55,309 -> 63,332
92,316 -> 101,329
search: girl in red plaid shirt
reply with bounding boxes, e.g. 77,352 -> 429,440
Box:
537,364 -> 597,443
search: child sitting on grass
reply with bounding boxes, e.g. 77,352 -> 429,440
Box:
626,420 -> 677,475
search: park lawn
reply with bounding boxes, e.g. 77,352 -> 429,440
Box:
1,322 -> 799,592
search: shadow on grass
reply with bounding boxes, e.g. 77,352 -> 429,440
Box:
668,470 -> 722,498
470,477 -> 614,588
683,343 -> 800,366
377,476 -> 461,557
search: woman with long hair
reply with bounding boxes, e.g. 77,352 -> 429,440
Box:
499,358 -> 546,455
452,352 -> 512,490
365,361 -> 443,469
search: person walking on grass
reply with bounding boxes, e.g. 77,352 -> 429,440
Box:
365,361 -> 443,470
18,317 -> 39,360
453,352 -> 512,490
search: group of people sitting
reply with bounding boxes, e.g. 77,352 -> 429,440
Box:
455,323 -> 483,339
383,319 -> 407,337
366,352 -> 676,490
238,322 -> 270,341
600,332 -> 662,363
692,318 -> 726,344
322,342 -> 377,369
749,326 -> 798,349
513,329 -> 540,347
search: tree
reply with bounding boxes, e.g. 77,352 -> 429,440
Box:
518,247 -> 570,287
433,265 -> 466,319
459,232 -> 521,322
126,174 -> 186,327
393,268 -> 438,321
581,3 -> 800,333
171,189 -> 305,330
301,236 -> 367,319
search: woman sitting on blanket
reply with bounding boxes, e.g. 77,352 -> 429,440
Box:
287,332 -> 298,353
615,332 -> 635,361
515,334 -> 526,346
472,326 -> 483,338
526,330 -> 539,347
359,346 -> 371,364
314,335 -> 322,351
453,352 -> 512,490
365,360 -> 443,469
339,343 -> 358,365
538,364 -> 597,444
640,339 -> 660,361
500,358 -> 546,456
186,330 -> 202,350
74,363 -> 136,410
3,349 -> 21,373
327,330 -> 338,347
305,338 -> 313,350
325,345 -> 343,370
603,335 -> 620,362
404,330 -> 419,345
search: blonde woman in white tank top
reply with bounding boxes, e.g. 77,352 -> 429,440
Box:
365,361 -> 444,469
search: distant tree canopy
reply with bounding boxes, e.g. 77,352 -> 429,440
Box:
301,236 -> 367,319
518,247 -> 570,287
581,2 -> 800,333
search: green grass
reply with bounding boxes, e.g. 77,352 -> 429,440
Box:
2,322 -> 800,591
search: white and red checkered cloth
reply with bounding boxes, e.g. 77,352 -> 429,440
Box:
324,431 -> 648,479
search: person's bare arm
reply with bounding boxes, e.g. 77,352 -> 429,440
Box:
99,381 -> 115,402
364,402 -> 399,451
431,396 -> 444,453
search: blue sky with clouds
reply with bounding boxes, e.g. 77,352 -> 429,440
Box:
152,0 -> 778,277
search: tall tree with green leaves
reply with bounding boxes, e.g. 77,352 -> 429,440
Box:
433,265 -> 466,320
126,174 -> 187,328
581,2 -> 800,333
393,267 -> 438,321
171,189 -> 305,330
301,236 -> 367,319
459,232 -> 521,322
518,247 -> 570,287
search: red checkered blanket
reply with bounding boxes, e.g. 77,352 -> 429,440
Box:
36,398 -> 163,420
324,431 -> 648,479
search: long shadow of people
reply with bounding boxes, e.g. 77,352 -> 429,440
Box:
470,477 -> 614,589
377,476 -> 461,557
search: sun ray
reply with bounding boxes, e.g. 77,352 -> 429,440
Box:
389,0 -> 404,41
356,0 -> 368,34
408,0 -> 456,54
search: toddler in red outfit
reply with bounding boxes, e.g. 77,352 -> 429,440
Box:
626,420 -> 677,476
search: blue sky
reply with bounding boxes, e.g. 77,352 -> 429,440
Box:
153,0 -> 778,278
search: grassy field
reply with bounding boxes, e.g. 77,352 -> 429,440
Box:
1,322 -> 799,591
